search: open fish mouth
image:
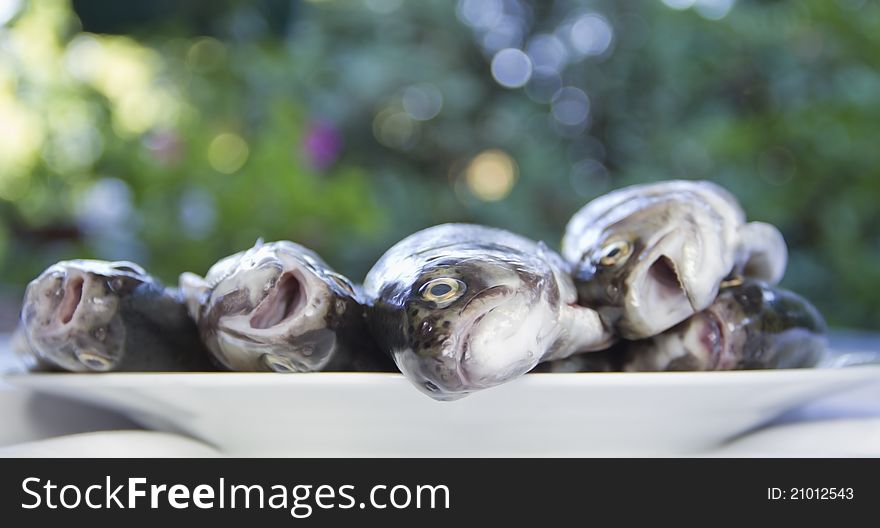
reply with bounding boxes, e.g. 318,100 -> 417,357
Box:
26,260 -> 145,333
56,274 -> 85,325
398,288 -> 520,399
622,233 -> 700,338
646,254 -> 697,310
27,270 -> 95,333
249,271 -> 309,329
208,257 -> 342,372
439,287 -> 542,395
453,303 -> 505,388
694,307 -> 728,369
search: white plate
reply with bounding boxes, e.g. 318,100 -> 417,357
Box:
6,364 -> 880,456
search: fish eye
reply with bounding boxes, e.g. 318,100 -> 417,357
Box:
420,278 -> 466,305
596,240 -> 632,268
108,277 -> 129,292
108,273 -> 145,293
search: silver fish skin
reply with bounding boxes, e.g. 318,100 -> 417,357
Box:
539,280 -> 828,373
16,260 -> 214,372
562,179 -> 787,339
363,223 -> 614,401
180,240 -> 388,372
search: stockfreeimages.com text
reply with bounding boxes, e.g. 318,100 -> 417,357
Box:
21,477 -> 450,518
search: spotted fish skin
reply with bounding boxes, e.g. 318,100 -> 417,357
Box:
538,280 -> 828,373
562,180 -> 788,340
180,240 -> 391,373
17,260 -> 214,372
364,223 -> 614,400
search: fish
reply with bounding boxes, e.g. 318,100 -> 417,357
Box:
538,280 -> 828,373
561,179 -> 788,339
16,260 -> 215,372
363,223 -> 615,400
180,240 -> 390,372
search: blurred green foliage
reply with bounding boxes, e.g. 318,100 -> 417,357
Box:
0,0 -> 878,329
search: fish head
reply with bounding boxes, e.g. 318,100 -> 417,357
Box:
20,260 -> 149,372
387,252 -> 557,400
707,280 -> 826,369
572,200 -> 730,339
186,241 -> 357,372
639,280 -> 827,371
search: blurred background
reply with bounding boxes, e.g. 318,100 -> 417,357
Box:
0,0 -> 878,331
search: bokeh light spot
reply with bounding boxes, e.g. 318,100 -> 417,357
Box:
570,159 -> 610,197
456,0 -> 504,30
481,16 -> 524,53
402,83 -> 443,121
179,186 -> 217,239
662,0 -> 696,10
464,149 -> 518,202
373,107 -> 418,150
144,131 -> 184,167
569,14 -> 614,57
551,87 -> 590,126
208,133 -> 250,174
491,48 -> 532,88
75,178 -> 133,233
0,98 -> 43,179
186,37 -> 227,74
0,0 -> 21,26
526,34 -> 568,73
302,120 -> 343,170
694,0 -> 736,20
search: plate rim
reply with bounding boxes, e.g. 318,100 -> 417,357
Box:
6,364 -> 880,390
